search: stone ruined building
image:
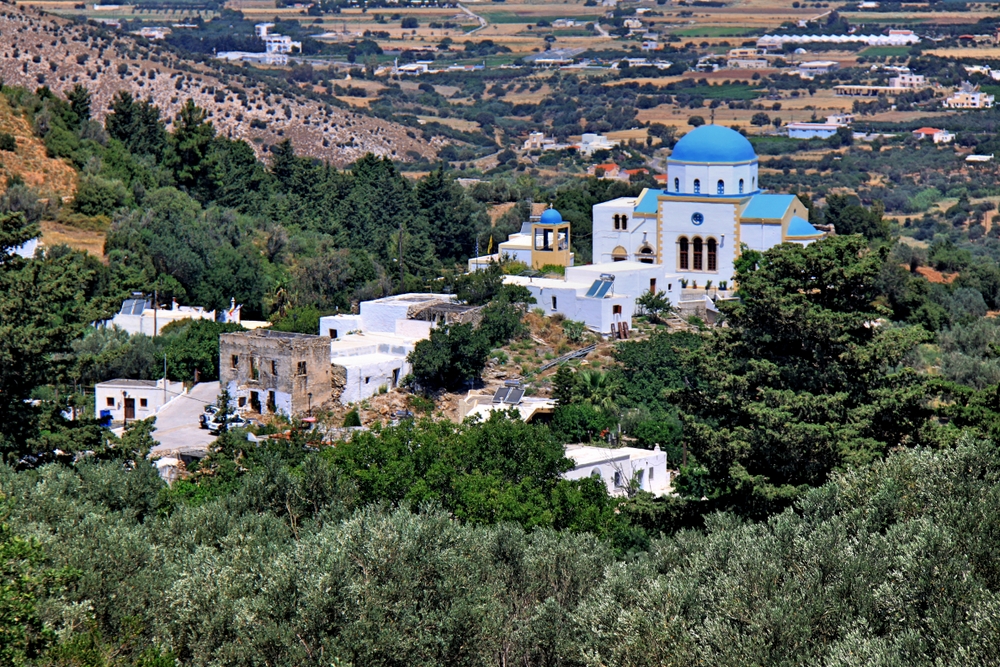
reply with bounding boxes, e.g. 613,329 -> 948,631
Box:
219,330 -> 332,418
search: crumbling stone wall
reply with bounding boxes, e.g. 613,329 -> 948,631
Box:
219,330 -> 332,417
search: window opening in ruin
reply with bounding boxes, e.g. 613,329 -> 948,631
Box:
271,360 -> 278,375
231,355 -> 239,369
297,361 -> 307,375
250,357 -> 259,380
267,391 -> 276,413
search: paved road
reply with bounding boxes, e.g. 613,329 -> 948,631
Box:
151,381 -> 220,458
458,3 -> 487,34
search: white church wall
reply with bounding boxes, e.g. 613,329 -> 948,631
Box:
593,198 -> 653,262
740,223 -> 783,252
667,161 -> 758,196
659,199 -> 738,283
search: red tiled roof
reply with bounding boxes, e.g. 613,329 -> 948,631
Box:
912,127 -> 942,135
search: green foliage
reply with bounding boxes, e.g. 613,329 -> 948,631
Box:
0,132 -> 15,152
670,235 -> 934,513
343,409 -> 361,427
551,403 -> 616,443
0,519 -> 55,665
821,193 -> 890,241
105,91 -> 167,158
74,175 -> 130,217
561,318 -> 585,342
611,330 -> 702,408
635,289 -> 672,323
270,305 -> 326,334
0,213 -> 106,461
408,322 -> 491,391
162,319 -> 245,382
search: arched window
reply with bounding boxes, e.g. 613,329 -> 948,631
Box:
693,179 -> 701,195
693,237 -> 703,271
717,180 -> 725,195
707,237 -> 717,272
621,215 -> 628,231
678,237 -> 689,270
611,245 -> 628,262
637,244 -> 654,264
613,214 -> 620,230
674,177 -> 680,192
739,178 -> 744,194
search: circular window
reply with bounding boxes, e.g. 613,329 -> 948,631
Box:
691,212 -> 704,226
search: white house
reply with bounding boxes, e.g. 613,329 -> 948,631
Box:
787,114 -> 852,139
95,378 -> 185,423
263,33 -> 302,54
797,61 -> 839,78
912,127 -> 954,144
320,293 -> 479,404
110,296 -> 216,337
944,82 -> 995,109
562,444 -> 673,496
578,133 -> 620,157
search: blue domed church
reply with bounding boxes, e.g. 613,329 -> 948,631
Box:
469,125 -> 824,334
593,125 -> 821,279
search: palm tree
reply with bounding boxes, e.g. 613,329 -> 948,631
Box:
576,370 -> 619,414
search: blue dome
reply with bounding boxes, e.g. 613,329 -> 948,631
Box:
539,208 -> 563,225
669,125 -> 757,164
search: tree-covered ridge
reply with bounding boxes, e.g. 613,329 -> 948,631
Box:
3,431 -> 1000,666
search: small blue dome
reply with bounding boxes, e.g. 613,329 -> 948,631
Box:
540,208 -> 563,225
669,125 -> 757,164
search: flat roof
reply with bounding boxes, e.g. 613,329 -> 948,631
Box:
330,331 -> 424,353
366,293 -> 455,305
564,445 -> 660,467
332,352 -> 404,368
97,379 -> 159,388
504,275 -> 600,293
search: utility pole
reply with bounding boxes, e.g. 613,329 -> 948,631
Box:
398,223 -> 404,292
152,290 -> 158,338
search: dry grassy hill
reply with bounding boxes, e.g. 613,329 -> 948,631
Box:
0,4 -> 441,165
0,94 -> 77,198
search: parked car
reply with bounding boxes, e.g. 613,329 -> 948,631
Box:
207,414 -> 249,434
199,405 -> 220,429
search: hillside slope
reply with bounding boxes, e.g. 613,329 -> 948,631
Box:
0,93 -> 76,198
0,5 -> 440,165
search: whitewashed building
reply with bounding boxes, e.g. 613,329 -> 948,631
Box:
95,378 -> 186,423
110,297 -> 216,337
563,444 -> 673,497
320,294 -> 480,404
